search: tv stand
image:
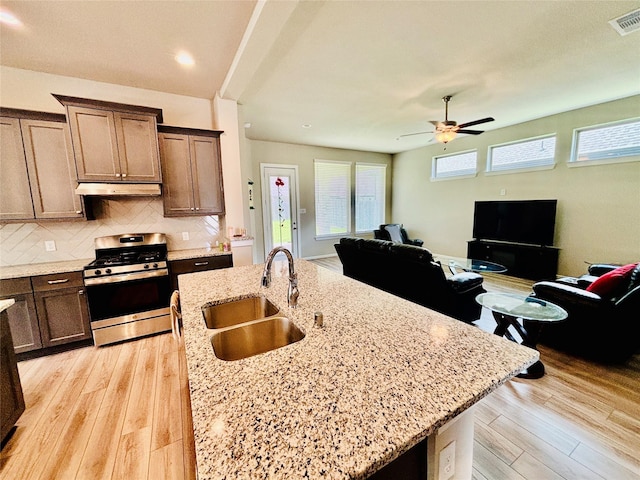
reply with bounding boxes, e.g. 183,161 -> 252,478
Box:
467,240 -> 559,281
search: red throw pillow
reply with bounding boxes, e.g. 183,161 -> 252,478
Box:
586,263 -> 638,298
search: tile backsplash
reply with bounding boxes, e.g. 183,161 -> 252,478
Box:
0,197 -> 220,267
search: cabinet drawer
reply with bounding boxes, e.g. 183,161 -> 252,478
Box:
170,255 -> 232,276
31,271 -> 84,291
0,277 -> 32,296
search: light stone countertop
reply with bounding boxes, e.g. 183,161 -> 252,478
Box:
0,249 -> 232,280
0,259 -> 91,280
179,259 -> 539,479
0,299 -> 15,313
167,248 -> 233,262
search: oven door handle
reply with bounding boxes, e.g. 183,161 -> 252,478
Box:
84,268 -> 169,286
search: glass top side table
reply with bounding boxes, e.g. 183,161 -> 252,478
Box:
476,292 -> 568,379
447,258 -> 507,275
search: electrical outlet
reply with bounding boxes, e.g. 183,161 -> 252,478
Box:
299,208 -> 307,214
500,188 -> 506,196
182,232 -> 190,241
45,240 -> 56,252
438,441 -> 456,480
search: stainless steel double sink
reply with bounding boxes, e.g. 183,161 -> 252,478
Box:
201,295 -> 305,361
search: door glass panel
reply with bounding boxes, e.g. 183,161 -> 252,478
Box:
269,175 -> 292,252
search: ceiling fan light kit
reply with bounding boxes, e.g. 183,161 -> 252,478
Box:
398,94 -> 495,144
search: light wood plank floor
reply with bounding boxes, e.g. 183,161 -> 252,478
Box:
1,256 -> 638,479
0,332 -> 196,480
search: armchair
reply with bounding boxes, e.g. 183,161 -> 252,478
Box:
374,224 -> 424,247
531,262 -> 640,362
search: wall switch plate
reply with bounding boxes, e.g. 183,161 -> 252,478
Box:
438,440 -> 456,480
45,240 -> 56,252
500,188 -> 506,196
299,208 -> 307,214
182,232 -> 190,240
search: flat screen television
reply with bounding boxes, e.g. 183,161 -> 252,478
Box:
472,199 -> 557,246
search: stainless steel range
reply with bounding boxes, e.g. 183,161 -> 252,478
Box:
84,233 -> 171,346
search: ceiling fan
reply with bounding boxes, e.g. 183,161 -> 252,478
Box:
398,95 -> 495,144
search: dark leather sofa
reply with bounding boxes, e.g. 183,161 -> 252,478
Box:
531,262 -> 640,362
335,237 -> 485,323
374,224 -> 424,247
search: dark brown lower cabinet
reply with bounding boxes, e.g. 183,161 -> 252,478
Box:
169,254 -> 233,291
0,278 -> 41,354
1,307 -> 25,444
32,272 -> 91,348
0,271 -> 91,354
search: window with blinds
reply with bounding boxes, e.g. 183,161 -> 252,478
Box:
314,160 -> 351,237
488,135 -> 557,172
432,150 -> 477,179
571,118 -> 640,164
355,163 -> 386,233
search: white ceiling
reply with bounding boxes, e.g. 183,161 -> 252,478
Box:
1,1 -> 639,154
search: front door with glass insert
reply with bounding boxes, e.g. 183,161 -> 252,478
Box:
260,165 -> 300,259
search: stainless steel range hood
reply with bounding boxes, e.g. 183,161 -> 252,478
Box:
75,183 -> 161,196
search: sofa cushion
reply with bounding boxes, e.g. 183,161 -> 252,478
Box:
448,272 -> 484,294
389,243 -> 433,263
586,262 -> 638,299
385,224 -> 404,243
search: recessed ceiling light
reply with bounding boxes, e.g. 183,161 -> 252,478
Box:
0,8 -> 23,27
175,51 -> 195,67
302,124 -> 312,129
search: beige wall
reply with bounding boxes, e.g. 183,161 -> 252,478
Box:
392,96 -> 640,277
247,139 -> 392,262
0,66 -> 213,128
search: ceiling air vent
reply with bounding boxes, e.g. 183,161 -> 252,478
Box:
609,9 -> 640,36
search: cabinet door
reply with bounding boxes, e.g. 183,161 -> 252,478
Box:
21,119 -> 84,220
35,286 -> 91,347
114,112 -> 161,182
67,106 -> 121,182
159,132 -> 196,216
0,117 -> 35,220
190,135 -> 225,215
1,293 -> 41,354
1,310 -> 26,443
169,255 -> 233,290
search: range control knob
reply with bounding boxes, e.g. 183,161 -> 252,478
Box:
144,264 -> 150,269
153,263 -> 158,269
95,270 -> 102,276
105,268 -> 112,274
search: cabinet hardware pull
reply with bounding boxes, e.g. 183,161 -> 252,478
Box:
79,290 -> 84,295
195,207 -> 200,211
115,173 -> 121,177
122,173 -> 127,178
194,262 -> 209,266
47,279 -> 69,285
76,211 -> 82,214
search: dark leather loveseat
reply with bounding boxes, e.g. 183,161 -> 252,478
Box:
335,237 -> 485,323
531,262 -> 640,362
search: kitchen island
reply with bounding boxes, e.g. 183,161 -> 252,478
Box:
179,260 -> 538,479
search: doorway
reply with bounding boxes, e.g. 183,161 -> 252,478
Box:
260,164 -> 300,259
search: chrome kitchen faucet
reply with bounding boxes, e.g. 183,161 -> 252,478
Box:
261,247 -> 299,308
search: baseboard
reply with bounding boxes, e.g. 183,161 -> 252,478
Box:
302,253 -> 339,260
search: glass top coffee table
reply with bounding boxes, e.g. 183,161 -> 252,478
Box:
476,292 -> 568,379
448,258 -> 507,275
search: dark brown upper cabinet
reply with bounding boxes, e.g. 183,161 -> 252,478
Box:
158,126 -> 225,217
0,108 -> 84,221
53,94 -> 163,183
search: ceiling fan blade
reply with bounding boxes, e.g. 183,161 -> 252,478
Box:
429,120 -> 441,127
456,129 -> 484,135
458,117 -> 495,129
396,131 -> 432,140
